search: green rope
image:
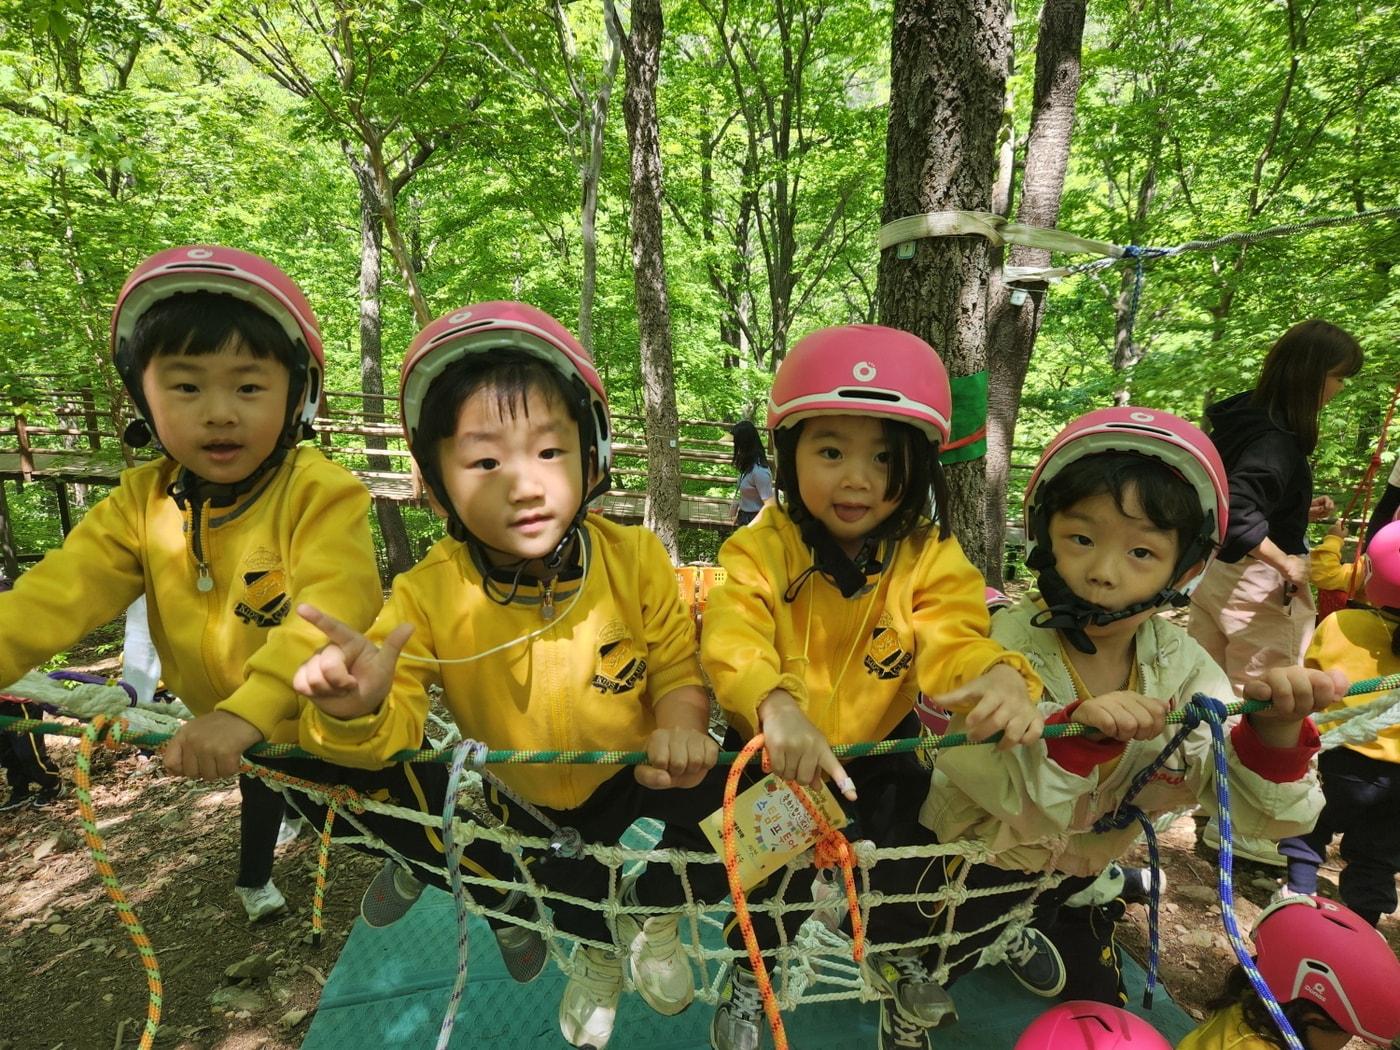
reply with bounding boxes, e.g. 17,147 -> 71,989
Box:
8,671 -> 1395,768
0,696 -> 1280,767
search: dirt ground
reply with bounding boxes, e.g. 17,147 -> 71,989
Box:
2,684 -> 1397,1049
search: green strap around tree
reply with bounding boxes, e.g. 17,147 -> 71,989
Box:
942,371 -> 988,464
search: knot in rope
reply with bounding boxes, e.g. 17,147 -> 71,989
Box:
1179,693 -> 1230,730
91,713 -> 132,751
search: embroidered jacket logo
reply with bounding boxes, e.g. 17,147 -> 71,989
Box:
864,613 -> 912,680
593,621 -> 647,694
234,548 -> 290,628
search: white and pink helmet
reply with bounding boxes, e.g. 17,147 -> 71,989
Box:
111,245 -> 325,442
1024,407 -> 1229,594
399,301 -> 611,480
767,324 -> 952,444
1364,520 -> 1400,609
1015,1001 -> 1171,1050
1252,895 -> 1400,1046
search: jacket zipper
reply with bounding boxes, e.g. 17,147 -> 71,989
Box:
190,499 -> 213,593
541,580 -> 555,621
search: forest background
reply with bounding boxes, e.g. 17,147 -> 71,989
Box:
2,0 -> 1398,586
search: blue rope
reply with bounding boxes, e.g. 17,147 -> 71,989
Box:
1091,705 -> 1199,1008
1190,698 -> 1306,1050
1092,696 -> 1305,1048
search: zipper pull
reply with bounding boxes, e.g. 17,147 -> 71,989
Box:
196,562 -> 213,593
541,582 -> 555,621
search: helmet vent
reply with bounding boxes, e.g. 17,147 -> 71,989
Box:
165,262 -> 238,273
838,387 -> 898,402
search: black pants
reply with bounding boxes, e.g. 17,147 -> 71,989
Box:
236,772 -> 286,888
263,752 -> 730,943
1279,747 -> 1400,925
0,701 -> 60,795
721,715 -> 939,956
916,852 -> 1123,1004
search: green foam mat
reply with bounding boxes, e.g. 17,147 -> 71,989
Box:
301,890 -> 1196,1048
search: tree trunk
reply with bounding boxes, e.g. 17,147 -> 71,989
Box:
579,14 -> 620,353
878,0 -> 1011,573
613,0 -> 681,557
350,154 -> 414,581
982,0 -> 1086,586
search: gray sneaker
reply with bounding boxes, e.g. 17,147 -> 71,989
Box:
494,893 -> 548,983
864,949 -> 957,1028
360,860 -> 424,928
710,963 -> 764,1050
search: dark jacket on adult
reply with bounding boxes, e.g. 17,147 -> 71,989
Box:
1206,391 -> 1312,563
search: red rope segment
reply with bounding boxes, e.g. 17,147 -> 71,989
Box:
721,735 -> 865,1050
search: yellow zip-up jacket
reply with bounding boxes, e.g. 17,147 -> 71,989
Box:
301,515 -> 703,811
700,507 -> 1040,745
1176,1004 -> 1274,1050
0,448 -> 381,742
1307,607 -> 1400,764
1310,532 -> 1367,601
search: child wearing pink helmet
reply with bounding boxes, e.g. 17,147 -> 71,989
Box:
700,324 -> 1045,1050
1180,895 -> 1400,1049
920,408 -> 1343,1009
291,302 -> 731,1050
1277,518 -> 1400,926
0,246 -> 382,921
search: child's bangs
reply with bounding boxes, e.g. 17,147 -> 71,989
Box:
133,292 -> 295,367
1048,453 -> 1203,540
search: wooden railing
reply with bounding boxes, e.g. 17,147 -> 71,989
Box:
0,385 -> 749,565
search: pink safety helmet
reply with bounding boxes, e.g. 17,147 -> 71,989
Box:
1252,895 -> 1400,1046
767,324 -> 952,444
1364,519 -> 1400,609
1024,407 -> 1229,594
1015,1001 -> 1171,1050
398,302 -> 611,480
111,245 -> 325,443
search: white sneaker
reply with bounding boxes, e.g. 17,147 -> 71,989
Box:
236,879 -> 287,922
1202,819 -> 1285,868
559,944 -> 624,1049
617,909 -> 694,1015
276,815 -> 305,847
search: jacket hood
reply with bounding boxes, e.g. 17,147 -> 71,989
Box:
1205,390 -> 1294,464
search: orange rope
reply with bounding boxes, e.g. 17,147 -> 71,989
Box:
721,735 -> 864,1050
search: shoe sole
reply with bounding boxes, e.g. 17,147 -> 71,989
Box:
1006,963 -> 1066,999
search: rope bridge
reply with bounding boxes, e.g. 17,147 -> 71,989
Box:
4,672 -> 1400,1050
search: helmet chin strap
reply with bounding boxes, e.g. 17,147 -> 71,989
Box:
434,454 -> 612,597
785,516 -> 884,601
167,445 -> 291,511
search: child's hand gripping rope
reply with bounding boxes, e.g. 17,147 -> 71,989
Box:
923,661 -> 1044,750
293,603 -> 415,720
1243,665 -> 1348,747
757,689 -> 858,801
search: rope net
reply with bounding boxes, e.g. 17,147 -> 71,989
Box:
5,669 -> 1400,1049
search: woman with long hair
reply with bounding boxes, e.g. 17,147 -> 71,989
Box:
729,419 -> 774,526
1188,319 -> 1364,689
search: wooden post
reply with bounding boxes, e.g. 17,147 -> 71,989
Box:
52,480 -> 72,536
81,387 -> 100,450
15,409 -> 32,485
0,480 -> 19,579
